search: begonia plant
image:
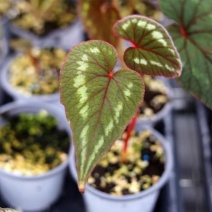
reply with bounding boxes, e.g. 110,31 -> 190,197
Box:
60,15 -> 182,191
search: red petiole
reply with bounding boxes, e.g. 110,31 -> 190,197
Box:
121,108 -> 139,163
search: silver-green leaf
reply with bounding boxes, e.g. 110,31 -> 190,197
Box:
60,40 -> 144,191
113,15 -> 182,77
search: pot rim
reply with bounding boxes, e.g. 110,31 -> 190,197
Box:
9,18 -> 80,46
70,127 -> 173,201
0,100 -> 71,181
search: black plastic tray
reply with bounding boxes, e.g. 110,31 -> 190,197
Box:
196,102 -> 212,212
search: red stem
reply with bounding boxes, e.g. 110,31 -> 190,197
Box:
121,109 -> 139,162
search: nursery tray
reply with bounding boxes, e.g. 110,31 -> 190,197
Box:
172,98 -> 212,212
0,84 -> 181,212
1,90 -> 211,212
196,102 -> 212,212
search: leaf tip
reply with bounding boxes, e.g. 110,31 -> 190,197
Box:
78,182 -> 86,193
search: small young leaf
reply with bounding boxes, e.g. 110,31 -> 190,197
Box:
113,15 -> 182,77
60,40 -> 143,190
160,0 -> 212,109
78,0 -> 121,48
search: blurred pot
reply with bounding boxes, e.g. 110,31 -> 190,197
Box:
0,100 -> 71,211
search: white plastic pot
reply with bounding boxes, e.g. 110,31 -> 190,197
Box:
0,101 -> 71,211
0,55 -> 62,104
69,128 -> 173,212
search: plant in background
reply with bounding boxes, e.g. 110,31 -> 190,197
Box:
115,0 -> 163,21
7,41 -> 66,95
60,14 -> 182,191
78,0 -> 164,50
9,39 -> 41,73
0,0 -> 11,17
160,0 -> 212,109
0,209 -> 20,212
138,76 -> 169,118
11,0 -> 76,35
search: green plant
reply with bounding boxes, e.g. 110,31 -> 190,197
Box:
9,39 -> 41,73
160,0 -> 212,109
60,14 -> 182,192
8,46 -> 66,95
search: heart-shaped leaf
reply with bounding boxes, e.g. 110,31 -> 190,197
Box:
60,40 -> 143,190
160,0 -> 212,109
113,15 -> 182,77
78,0 -> 121,48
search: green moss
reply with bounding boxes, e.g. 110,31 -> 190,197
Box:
0,110 -> 69,176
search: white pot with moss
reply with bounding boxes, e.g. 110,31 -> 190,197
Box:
8,0 -> 83,49
70,128 -> 172,212
0,101 -> 71,211
0,46 -> 67,104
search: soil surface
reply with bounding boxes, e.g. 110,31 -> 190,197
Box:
88,130 -> 165,196
139,76 -> 169,117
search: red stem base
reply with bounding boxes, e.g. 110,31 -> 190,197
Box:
121,109 -> 139,163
